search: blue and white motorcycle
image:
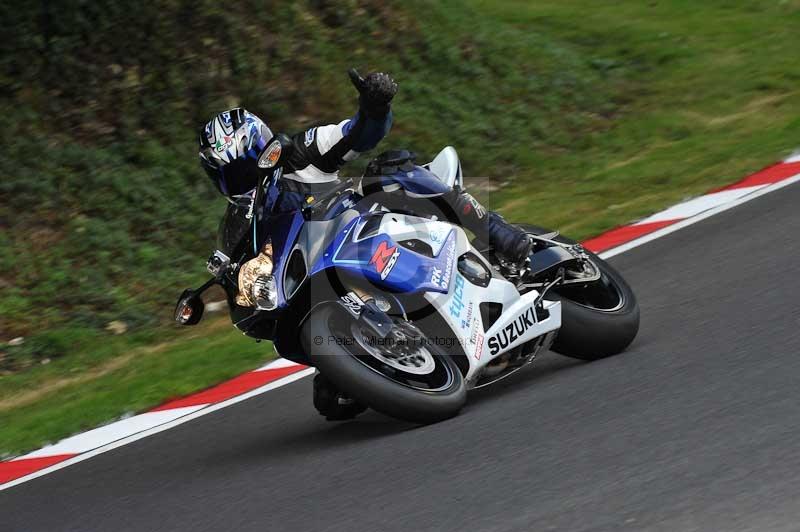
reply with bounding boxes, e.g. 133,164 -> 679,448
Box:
175,137 -> 639,423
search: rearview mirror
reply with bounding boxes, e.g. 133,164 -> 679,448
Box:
258,133 -> 294,170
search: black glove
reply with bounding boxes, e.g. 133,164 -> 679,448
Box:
348,68 -> 398,118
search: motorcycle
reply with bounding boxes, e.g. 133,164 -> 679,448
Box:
175,137 -> 640,423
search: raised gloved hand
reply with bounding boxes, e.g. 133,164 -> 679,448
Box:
348,68 -> 398,118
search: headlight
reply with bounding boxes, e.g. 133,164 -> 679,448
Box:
252,274 -> 278,310
236,244 -> 273,307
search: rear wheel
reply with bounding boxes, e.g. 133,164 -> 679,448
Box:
301,304 -> 467,424
517,224 -> 640,360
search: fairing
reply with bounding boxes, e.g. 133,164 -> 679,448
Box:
212,156 -> 563,387
315,213 -> 458,294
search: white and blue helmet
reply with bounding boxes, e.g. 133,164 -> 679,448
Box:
199,108 -> 273,196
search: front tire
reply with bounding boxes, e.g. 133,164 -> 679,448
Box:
549,257 -> 639,360
301,304 -> 467,424
518,224 -> 640,360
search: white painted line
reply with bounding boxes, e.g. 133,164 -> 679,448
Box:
20,406 -> 207,459
634,186 -> 765,225
600,173 -> 800,259
255,358 -> 302,371
0,367 -> 315,492
785,153 -> 800,164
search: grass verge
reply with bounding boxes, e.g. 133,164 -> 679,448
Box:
0,318 -> 274,458
473,0 -> 800,238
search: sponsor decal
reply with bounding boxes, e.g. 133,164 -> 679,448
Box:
469,196 -> 487,218
461,194 -> 486,220
474,333 -> 484,360
449,274 -> 466,319
340,292 -> 364,316
461,302 -> 473,330
467,310 -> 482,359
469,313 -> 481,344
434,237 -> 456,290
370,241 -> 400,280
431,266 -> 443,286
215,135 -> 233,153
487,305 -> 538,356
304,128 -> 316,147
429,226 -> 448,244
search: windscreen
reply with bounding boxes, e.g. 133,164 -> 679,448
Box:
216,203 -> 251,257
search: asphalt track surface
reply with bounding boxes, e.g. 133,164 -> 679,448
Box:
4,183 -> 800,532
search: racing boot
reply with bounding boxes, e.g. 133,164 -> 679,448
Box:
486,211 -> 534,266
313,373 -> 367,421
445,190 -> 533,266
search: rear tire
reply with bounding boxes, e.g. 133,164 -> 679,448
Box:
301,304 -> 467,424
518,224 -> 640,360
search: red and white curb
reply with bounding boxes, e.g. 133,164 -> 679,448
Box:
2,153 -> 799,491
585,155 -> 800,257
0,359 -> 313,489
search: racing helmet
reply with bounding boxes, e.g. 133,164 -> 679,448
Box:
199,108 -> 273,197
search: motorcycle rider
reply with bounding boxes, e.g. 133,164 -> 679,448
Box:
199,69 -> 533,266
198,69 -> 534,419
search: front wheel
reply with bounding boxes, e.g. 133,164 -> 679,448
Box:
518,224 -> 640,360
301,304 -> 467,424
